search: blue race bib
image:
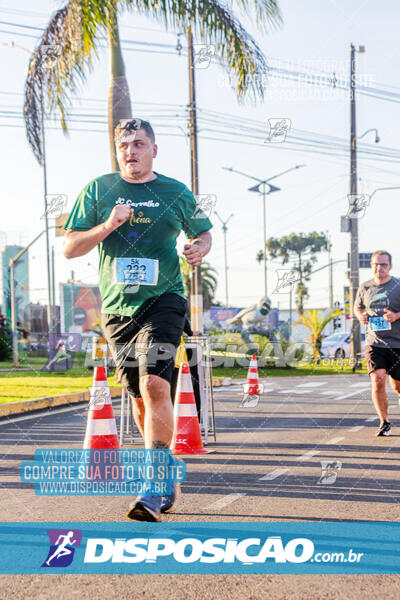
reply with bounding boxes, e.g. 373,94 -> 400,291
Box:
114,258 -> 159,286
369,316 -> 391,331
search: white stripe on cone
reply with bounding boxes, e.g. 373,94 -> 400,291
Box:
91,380 -> 108,388
177,374 -> 194,393
86,419 -> 118,436
177,404 -> 198,417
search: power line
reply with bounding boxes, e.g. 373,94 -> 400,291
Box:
2,18 -> 400,105
2,97 -> 400,164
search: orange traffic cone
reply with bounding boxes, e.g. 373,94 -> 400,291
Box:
83,366 -> 120,449
171,362 -> 208,455
244,354 -> 260,396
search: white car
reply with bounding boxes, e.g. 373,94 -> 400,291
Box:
321,332 -> 366,359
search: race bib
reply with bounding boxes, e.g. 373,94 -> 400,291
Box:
114,258 -> 159,286
369,316 -> 391,332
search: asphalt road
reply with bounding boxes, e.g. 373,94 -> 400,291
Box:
0,374 -> 399,599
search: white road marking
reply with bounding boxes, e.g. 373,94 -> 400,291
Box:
335,390 -> 368,400
296,382 -> 327,388
320,390 -> 338,395
258,468 -> 289,481
325,436 -> 345,444
215,385 -> 243,392
0,402 -> 91,425
365,417 -> 378,422
350,382 -> 370,388
208,493 -> 246,509
349,425 -> 364,432
298,450 -> 320,461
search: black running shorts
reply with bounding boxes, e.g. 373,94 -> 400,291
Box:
365,345 -> 400,380
101,293 -> 186,397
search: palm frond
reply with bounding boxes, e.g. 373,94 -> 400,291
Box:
24,0 -> 113,163
24,0 -> 280,163
235,0 -> 282,32
122,0 -> 274,100
295,308 -> 343,359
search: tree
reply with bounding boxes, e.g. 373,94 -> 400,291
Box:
180,257 -> 218,310
0,314 -> 12,362
295,308 -> 342,361
24,0 -> 282,169
258,232 -> 328,314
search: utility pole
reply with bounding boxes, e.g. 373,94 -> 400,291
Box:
51,245 -> 56,332
214,212 -> 234,306
187,28 -> 203,332
327,236 -> 333,310
349,43 -> 363,368
7,42 -> 53,345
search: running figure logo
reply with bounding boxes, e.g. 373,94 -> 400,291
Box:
42,529 -> 82,567
317,460 -> 342,485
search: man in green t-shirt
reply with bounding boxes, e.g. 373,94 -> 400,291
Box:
63,118 -> 212,521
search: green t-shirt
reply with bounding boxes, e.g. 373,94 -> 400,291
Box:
65,172 -> 213,316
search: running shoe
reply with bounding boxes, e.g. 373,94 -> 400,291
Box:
161,457 -> 183,513
126,495 -> 163,522
376,421 -> 392,436
161,481 -> 181,513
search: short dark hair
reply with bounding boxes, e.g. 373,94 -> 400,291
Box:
114,118 -> 155,145
371,250 -> 392,265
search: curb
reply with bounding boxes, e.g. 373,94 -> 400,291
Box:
0,387 -> 122,418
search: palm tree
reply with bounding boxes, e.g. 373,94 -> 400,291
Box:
180,257 -> 218,310
295,308 -> 342,361
24,0 -> 281,168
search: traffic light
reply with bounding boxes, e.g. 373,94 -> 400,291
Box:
333,302 -> 342,330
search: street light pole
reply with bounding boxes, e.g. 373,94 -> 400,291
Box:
10,261 -> 18,368
41,94 -> 53,336
6,42 -> 53,341
262,183 -> 267,296
214,212 -> 234,306
222,164 -> 306,298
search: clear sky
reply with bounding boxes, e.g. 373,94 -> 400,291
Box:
1,0 -> 399,313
